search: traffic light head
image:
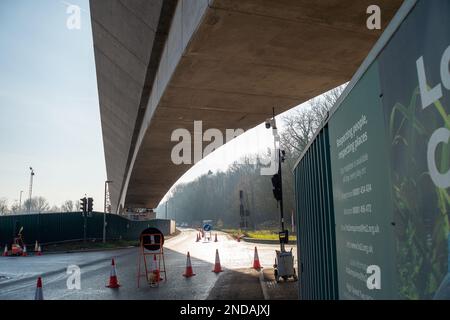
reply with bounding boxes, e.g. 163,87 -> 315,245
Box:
80,197 -> 87,213
271,173 -> 280,188
87,197 -> 93,213
271,174 -> 282,201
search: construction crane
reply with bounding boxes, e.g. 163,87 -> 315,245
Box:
28,167 -> 34,214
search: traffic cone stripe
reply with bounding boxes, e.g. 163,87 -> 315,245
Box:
183,252 -> 196,277
253,246 -> 262,270
212,249 -> 223,273
2,244 -> 8,256
110,266 -> 116,277
150,255 -> 163,283
155,255 -> 163,280
107,258 -> 120,288
35,277 -> 44,300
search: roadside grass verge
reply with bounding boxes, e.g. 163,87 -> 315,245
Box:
220,229 -> 297,241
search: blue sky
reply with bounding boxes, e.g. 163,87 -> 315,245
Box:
0,0 -> 317,212
0,0 -> 105,210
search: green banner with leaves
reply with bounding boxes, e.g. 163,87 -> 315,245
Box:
329,0 -> 450,299
378,0 -> 450,299
329,63 -> 396,299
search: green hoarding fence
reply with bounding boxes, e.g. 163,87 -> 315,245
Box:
0,212 -> 171,246
293,0 -> 450,299
294,125 -> 339,300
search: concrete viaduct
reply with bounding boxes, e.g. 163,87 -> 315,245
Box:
89,0 -> 402,213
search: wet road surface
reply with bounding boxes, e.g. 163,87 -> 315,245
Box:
0,228 -> 296,300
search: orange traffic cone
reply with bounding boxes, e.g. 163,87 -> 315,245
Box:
148,255 -> 163,286
253,246 -> 261,270
2,244 -> 8,256
237,235 -> 241,242
152,255 -> 160,279
183,252 -> 196,277
212,249 -> 223,273
196,233 -> 200,242
22,245 -> 27,257
106,258 -> 120,288
36,245 -> 42,256
214,233 -> 218,242
35,277 -> 44,300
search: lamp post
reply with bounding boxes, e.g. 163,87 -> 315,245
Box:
165,199 -> 168,219
19,190 -> 23,214
103,180 -> 113,243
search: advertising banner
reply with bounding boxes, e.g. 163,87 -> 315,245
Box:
329,0 -> 450,299
329,64 -> 396,299
378,0 -> 450,299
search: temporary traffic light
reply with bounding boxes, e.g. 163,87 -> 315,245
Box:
271,173 -> 282,201
279,230 -> 289,244
87,198 -> 93,213
80,197 -> 87,214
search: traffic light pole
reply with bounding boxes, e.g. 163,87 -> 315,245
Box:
267,109 -> 287,253
80,197 -> 87,243
278,149 -> 285,231
278,149 -> 285,252
83,213 -> 87,243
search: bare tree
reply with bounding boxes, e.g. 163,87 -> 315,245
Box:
74,200 -> 81,211
35,197 -> 50,212
23,198 -> 34,213
50,205 -> 60,212
10,200 -> 21,214
281,85 -> 346,159
0,198 -> 8,215
23,196 -> 50,213
61,200 -> 74,212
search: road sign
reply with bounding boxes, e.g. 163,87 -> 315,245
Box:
203,224 -> 212,232
140,227 -> 164,251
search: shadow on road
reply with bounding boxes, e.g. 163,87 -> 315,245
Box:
207,268 -> 264,300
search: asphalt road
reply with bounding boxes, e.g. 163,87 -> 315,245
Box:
0,228 -> 296,300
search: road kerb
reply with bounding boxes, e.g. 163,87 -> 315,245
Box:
258,270 -> 270,300
242,237 -> 280,245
